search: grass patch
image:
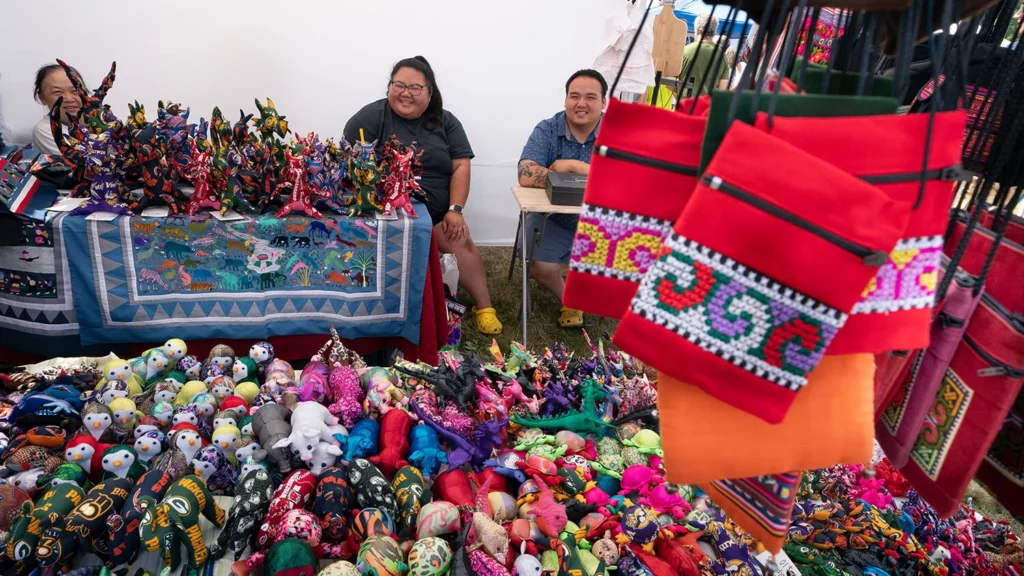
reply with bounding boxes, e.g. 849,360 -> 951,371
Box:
457,246 -> 618,356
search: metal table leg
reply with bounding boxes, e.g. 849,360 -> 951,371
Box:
520,209 -> 529,346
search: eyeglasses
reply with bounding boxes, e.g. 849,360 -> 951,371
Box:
389,81 -> 427,96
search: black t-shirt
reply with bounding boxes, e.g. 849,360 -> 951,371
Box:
343,99 -> 474,224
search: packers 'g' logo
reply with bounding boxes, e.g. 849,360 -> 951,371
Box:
13,541 -> 31,560
165,496 -> 192,516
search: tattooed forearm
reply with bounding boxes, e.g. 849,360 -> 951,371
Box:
518,160 -> 549,188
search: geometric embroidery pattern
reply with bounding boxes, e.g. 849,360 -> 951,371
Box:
708,472 -> 801,538
570,204 -> 674,282
631,233 -> 846,392
910,367 -> 974,480
853,235 -> 943,315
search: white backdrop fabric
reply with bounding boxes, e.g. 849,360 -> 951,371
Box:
0,0 -> 621,244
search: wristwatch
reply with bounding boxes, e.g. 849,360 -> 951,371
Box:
448,204 -> 464,214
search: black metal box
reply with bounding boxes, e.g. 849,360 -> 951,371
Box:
544,173 -> 587,206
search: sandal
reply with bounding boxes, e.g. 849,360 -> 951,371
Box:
559,306 -> 584,328
472,307 -> 503,335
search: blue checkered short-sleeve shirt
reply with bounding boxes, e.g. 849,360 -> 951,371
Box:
519,111 -> 602,167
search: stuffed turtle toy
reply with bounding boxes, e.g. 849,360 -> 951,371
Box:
35,477 -> 135,569
210,466 -> 275,562
138,475 -> 226,576
6,482 -> 85,570
348,459 -> 399,520
107,469 -> 174,568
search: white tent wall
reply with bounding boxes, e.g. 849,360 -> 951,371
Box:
0,0 -> 622,245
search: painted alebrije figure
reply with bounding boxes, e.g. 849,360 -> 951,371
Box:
50,99 -> 136,216
185,137 -> 220,215
380,136 -> 424,218
345,144 -> 384,217
274,146 -> 323,218
297,133 -> 342,213
129,122 -> 189,214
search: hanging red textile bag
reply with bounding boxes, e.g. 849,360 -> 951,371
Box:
899,294 -> 1024,517
874,350 -> 920,417
751,111 -> 967,353
876,262 -> 982,467
945,211 -> 1024,312
563,97 -> 709,320
614,122 -> 911,424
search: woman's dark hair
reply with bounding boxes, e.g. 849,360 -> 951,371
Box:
390,56 -> 443,129
33,63 -> 85,103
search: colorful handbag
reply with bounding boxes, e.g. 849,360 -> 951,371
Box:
876,262 -> 982,467
752,111 -> 968,353
657,355 -> 874,484
700,472 -> 802,554
977,208 -> 1024,247
899,295 -> 1024,517
563,98 -> 708,319
614,122 -> 911,423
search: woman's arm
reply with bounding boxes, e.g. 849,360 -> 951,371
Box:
443,157 -> 472,241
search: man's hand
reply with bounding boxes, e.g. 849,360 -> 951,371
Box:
549,159 -> 590,174
441,210 -> 468,243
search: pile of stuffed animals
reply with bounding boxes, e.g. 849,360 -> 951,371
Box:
30,58 -> 425,220
0,328 -> 1021,576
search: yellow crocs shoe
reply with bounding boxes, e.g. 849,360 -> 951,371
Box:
558,306 -> 584,328
472,307 -> 503,335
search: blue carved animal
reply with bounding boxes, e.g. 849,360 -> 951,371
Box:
407,424 -> 447,478
340,418 -> 379,463
162,241 -> 194,261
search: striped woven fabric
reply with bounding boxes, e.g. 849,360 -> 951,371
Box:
701,471 -> 802,553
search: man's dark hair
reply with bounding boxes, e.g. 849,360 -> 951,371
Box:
390,56 -> 444,129
33,63 -> 86,103
565,69 -> 608,97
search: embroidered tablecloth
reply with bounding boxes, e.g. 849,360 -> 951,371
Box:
40,204 -> 429,346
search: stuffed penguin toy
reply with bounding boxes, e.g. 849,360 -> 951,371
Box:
239,416 -> 255,436
192,445 -> 238,495
190,392 -> 219,423
131,348 -> 171,385
235,435 -> 263,463
134,430 -> 165,464
176,355 -> 202,380
249,341 -> 275,375
212,424 -> 242,465
202,363 -> 225,384
234,382 -> 261,407
133,380 -> 178,415
174,380 -> 208,408
210,375 -> 237,404
99,360 -> 133,386
207,344 -> 236,372
109,397 -> 143,431
213,410 -> 241,431
233,357 -> 259,385
150,401 -> 175,429
101,445 -> 146,482
97,380 -> 133,406
64,434 -> 113,482
79,403 -> 114,442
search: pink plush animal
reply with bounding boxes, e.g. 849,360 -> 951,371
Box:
326,364 -> 364,428
528,475 -> 567,538
643,484 -> 691,519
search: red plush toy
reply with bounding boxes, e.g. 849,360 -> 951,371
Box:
630,544 -> 679,576
472,469 -> 509,494
654,538 -> 702,576
432,469 -> 475,510
256,469 -> 318,548
367,409 -> 413,479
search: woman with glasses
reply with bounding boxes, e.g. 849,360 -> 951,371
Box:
31,63 -> 87,157
344,56 -> 503,335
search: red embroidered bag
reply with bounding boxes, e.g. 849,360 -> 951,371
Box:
751,111 -> 968,353
874,351 -> 919,416
876,263 -> 982,467
563,98 -> 708,320
614,122 -> 911,423
899,295 -> 1024,517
